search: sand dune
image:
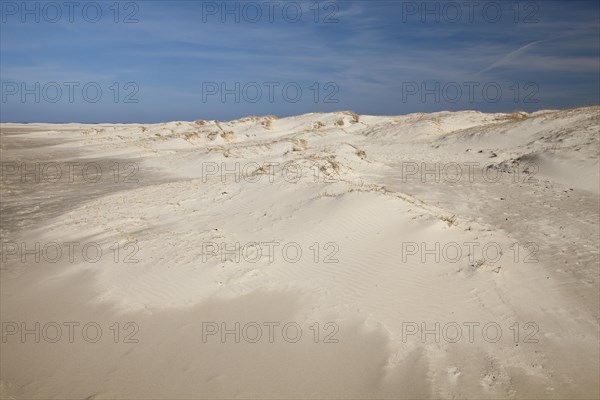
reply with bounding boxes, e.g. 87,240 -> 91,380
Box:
1,107 -> 599,399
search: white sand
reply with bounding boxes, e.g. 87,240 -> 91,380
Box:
1,107 -> 599,399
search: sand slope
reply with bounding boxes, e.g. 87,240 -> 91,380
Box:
1,107 -> 599,399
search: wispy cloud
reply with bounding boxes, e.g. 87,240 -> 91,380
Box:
478,40 -> 547,74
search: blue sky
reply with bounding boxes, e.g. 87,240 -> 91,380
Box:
1,0 -> 599,122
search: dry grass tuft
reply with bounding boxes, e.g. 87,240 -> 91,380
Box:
292,139 -> 308,151
184,132 -> 200,140
441,215 -> 457,227
320,157 -> 341,176
221,131 -> 235,141
494,112 -> 528,122
346,111 -> 360,123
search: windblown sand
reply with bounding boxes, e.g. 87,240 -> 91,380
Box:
1,107 -> 599,399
